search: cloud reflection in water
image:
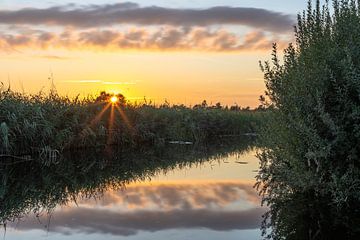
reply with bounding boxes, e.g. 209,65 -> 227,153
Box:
11,181 -> 265,237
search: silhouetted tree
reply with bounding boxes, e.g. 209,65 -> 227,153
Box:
215,102 -> 222,109
201,100 -> 208,108
95,91 -> 126,105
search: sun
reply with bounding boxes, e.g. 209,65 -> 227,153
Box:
110,96 -> 118,104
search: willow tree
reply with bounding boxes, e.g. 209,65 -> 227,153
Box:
256,0 -> 360,239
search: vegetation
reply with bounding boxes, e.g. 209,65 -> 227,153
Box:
256,1 -> 360,239
0,87 -> 266,159
0,138 -> 255,225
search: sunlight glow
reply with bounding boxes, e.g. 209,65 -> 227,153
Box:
107,104 -> 115,145
115,105 -> 133,132
90,102 -> 111,126
110,96 -> 118,104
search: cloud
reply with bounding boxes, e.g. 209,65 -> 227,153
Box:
38,55 -> 72,60
61,80 -> 137,85
0,3 -> 295,32
9,181 -> 265,236
0,27 -> 291,52
0,3 -> 294,53
14,207 -> 265,236
78,181 -> 261,210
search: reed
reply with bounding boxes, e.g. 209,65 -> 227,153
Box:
0,88 -> 267,158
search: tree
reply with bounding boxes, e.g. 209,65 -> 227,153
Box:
256,1 -> 360,239
95,91 -> 126,105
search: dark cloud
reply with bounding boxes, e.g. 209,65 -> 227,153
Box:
13,207 -> 265,236
0,3 -> 295,32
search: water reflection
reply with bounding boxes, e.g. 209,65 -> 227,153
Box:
1,138 -> 265,239
12,182 -> 263,237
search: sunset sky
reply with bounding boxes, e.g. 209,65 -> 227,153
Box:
0,1 -> 306,107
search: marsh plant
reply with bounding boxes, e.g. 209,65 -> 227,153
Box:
256,0 -> 360,239
0,86 -> 264,160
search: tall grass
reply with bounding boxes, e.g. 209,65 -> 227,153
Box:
0,89 -> 267,158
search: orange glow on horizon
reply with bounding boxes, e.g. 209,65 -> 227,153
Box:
0,50 -> 267,108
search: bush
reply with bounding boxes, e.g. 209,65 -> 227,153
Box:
256,1 -> 360,239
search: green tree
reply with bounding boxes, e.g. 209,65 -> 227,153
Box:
256,0 -> 360,239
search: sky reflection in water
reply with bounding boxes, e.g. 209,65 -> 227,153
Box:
5,149 -> 265,240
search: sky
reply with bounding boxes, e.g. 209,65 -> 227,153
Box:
0,0 -> 309,107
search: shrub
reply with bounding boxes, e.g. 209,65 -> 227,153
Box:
256,1 -> 360,239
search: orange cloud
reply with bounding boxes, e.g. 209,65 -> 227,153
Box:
0,27 -> 291,52
76,180 -> 261,210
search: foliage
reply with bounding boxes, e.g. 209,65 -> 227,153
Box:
0,88 -> 266,159
256,0 -> 360,239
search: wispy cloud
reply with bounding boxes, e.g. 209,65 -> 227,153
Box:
0,3 -> 295,33
61,80 -> 138,85
38,55 -> 73,60
62,80 -> 102,83
102,81 -> 137,85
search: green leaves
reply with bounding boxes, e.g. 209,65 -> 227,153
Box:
258,0 -> 360,238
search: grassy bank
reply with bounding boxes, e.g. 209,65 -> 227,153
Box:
0,90 -> 266,158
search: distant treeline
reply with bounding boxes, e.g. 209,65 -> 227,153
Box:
0,89 -> 267,158
160,99 -> 266,112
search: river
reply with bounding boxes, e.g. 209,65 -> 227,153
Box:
1,141 -> 265,239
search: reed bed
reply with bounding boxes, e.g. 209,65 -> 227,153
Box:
0,89 -> 266,158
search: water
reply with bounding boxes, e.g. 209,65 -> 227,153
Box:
1,142 -> 266,239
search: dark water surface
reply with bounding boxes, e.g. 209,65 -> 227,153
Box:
1,141 -> 265,239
